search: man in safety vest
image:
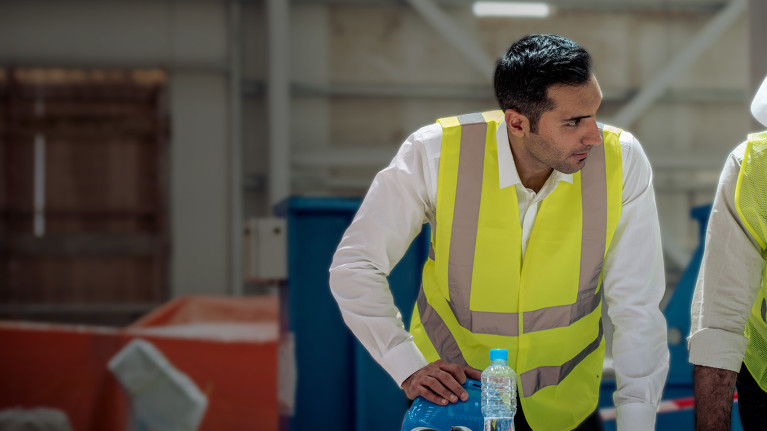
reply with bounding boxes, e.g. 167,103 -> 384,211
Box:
688,76 -> 767,430
330,34 -> 669,431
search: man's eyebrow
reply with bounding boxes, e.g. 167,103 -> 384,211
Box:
562,114 -> 592,122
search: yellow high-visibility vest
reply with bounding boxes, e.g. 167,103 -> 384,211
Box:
734,130 -> 767,393
409,110 -> 623,431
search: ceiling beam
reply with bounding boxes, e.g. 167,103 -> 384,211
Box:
609,0 -> 745,127
292,0 -> 728,13
406,0 -> 495,81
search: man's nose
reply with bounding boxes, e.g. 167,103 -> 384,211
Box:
584,120 -> 603,147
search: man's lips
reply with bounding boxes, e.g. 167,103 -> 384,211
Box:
571,150 -> 590,159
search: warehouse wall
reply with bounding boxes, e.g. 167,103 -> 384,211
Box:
0,1 -> 231,297
0,0 -> 759,301
277,1 -> 754,270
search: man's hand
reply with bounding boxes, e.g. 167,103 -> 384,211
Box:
694,365 -> 737,431
400,360 -> 482,406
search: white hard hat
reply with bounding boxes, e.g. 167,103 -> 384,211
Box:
751,75 -> 767,127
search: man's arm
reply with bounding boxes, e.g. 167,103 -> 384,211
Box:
601,133 -> 669,430
329,131 -> 432,384
329,124 -> 477,404
693,365 -> 737,431
688,143 -> 765,428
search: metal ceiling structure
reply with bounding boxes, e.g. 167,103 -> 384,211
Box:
611,0 -> 746,126
292,0 -> 730,13
265,0 -> 753,178
263,0 -> 764,274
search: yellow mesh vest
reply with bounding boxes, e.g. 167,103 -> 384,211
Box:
734,131 -> 767,392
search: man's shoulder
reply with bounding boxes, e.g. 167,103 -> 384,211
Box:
600,123 -> 637,146
599,124 -> 642,169
411,121 -> 443,143
436,110 -> 504,128
732,141 -> 749,163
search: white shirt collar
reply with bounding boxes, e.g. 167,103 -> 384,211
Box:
495,118 -> 574,190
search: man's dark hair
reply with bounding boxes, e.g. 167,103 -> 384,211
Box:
494,34 -> 592,133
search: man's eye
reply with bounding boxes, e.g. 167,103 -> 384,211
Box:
566,119 -> 580,127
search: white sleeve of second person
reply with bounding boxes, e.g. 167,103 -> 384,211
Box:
329,124 -> 441,387
688,144 -> 765,372
602,133 -> 670,431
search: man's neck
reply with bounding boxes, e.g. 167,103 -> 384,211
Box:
517,166 -> 551,193
509,141 -> 552,193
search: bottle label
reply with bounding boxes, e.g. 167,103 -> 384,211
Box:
483,417 -> 514,431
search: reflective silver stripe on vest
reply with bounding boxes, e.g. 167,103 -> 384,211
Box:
446,113 -> 488,333
519,320 -> 604,396
417,285 -> 468,366
762,299 -> 766,323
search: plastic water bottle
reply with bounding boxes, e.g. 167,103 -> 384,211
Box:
481,348 -> 516,431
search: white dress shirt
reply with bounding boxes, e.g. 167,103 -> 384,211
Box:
329,118 -> 669,430
688,142 -> 765,372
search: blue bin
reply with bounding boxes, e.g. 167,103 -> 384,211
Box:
282,197 -> 430,431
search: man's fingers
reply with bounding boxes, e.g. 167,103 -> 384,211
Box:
422,362 -> 466,402
421,379 -> 455,405
437,361 -> 468,383
463,366 -> 482,380
433,370 -> 467,401
434,361 -> 472,400
403,361 -> 482,404
407,365 -> 462,404
405,374 -> 449,405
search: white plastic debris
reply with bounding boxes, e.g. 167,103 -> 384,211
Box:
0,408 -> 73,431
108,338 -> 208,431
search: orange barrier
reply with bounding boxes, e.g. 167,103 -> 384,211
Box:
0,295 -> 279,431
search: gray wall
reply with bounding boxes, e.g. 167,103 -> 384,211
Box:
0,1 -> 232,296
0,0 -> 761,296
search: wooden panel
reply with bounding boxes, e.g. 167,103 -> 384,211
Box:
46,140 -> 155,214
0,68 -> 169,325
0,70 -> 6,233
2,233 -> 159,255
6,256 -> 156,302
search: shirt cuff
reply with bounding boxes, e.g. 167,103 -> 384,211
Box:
688,328 -> 747,372
616,402 -> 657,431
380,340 -> 429,387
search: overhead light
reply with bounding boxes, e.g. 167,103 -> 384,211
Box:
472,1 -> 551,18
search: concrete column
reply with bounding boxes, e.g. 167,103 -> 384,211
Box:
749,0 -> 767,130
267,0 -> 291,207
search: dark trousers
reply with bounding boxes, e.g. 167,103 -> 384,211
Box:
513,399 -> 603,431
736,362 -> 767,430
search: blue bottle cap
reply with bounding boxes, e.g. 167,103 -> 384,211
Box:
489,348 -> 508,362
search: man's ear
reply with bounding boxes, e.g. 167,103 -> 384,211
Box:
504,109 -> 529,137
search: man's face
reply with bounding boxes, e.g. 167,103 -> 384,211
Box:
523,75 -> 604,174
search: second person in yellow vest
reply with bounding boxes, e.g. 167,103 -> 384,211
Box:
689,74 -> 767,430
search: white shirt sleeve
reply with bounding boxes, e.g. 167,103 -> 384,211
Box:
688,142 -> 765,372
602,132 -> 670,431
329,123 -> 442,386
